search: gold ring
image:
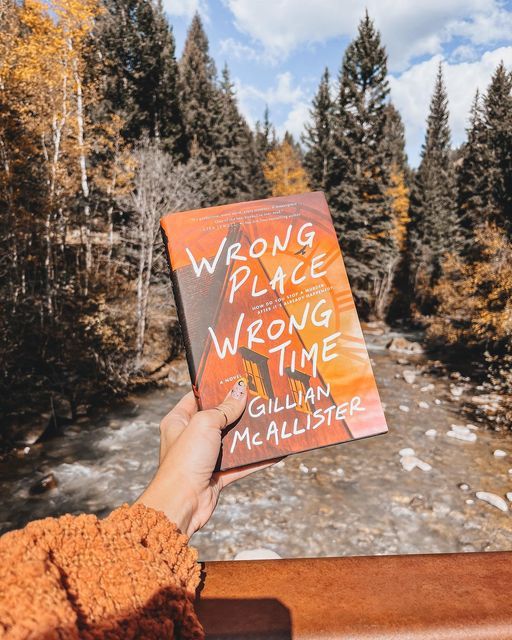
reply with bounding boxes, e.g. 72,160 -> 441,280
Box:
213,407 -> 228,428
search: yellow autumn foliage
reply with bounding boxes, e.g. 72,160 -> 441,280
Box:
263,140 -> 309,196
428,225 -> 512,348
387,167 -> 410,251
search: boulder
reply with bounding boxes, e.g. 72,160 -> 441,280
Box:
29,473 -> 58,495
475,491 -> 508,512
361,320 -> 388,336
402,369 -> 416,384
447,427 -> 477,443
387,336 -> 423,354
234,548 -> 282,561
167,359 -> 191,386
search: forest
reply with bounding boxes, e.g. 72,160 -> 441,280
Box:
0,0 -> 511,442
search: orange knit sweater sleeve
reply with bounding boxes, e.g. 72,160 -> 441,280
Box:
0,504 -> 204,639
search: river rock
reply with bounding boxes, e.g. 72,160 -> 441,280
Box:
387,337 -> 423,354
475,492 -> 508,512
361,320 -> 387,336
403,370 -> 416,384
447,428 -> 477,443
399,447 -> 415,457
399,405 -> 410,413
234,548 -> 282,560
451,424 -> 471,434
506,493 -> 512,502
450,385 -> 464,398
425,429 -> 437,438
299,463 -> 309,474
29,473 -> 58,495
493,449 -> 507,458
458,483 -> 470,492
400,454 -> 432,472
420,384 -> 435,393
418,401 -> 429,409
167,359 -> 190,386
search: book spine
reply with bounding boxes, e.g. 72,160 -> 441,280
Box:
159,224 -> 202,407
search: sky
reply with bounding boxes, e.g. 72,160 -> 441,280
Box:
162,0 -> 512,166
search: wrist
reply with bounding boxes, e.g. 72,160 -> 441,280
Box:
136,470 -> 197,536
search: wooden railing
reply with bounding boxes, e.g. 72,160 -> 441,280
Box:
197,551 -> 512,639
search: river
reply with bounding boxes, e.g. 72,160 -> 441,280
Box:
1,330 -> 511,560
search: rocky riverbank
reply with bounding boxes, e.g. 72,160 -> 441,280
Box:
0,327 -> 511,561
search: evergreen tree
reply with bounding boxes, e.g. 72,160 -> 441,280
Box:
213,65 -> 266,202
179,12 -> 219,164
326,12 -> 397,319
483,62 -> 512,235
255,106 -> 276,160
383,103 -> 408,174
303,67 -> 333,192
95,0 -> 187,157
456,91 -> 492,254
407,64 -> 457,315
254,106 -> 275,197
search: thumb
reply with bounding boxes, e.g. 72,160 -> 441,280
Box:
209,377 -> 248,430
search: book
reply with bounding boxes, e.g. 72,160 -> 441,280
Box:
160,191 -> 388,470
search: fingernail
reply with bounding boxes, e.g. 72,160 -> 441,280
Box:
231,378 -> 246,400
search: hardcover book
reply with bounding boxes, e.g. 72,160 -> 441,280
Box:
160,191 -> 388,470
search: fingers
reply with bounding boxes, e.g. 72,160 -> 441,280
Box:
167,389 -> 199,423
193,377 -> 247,432
216,456 -> 285,489
159,390 -> 199,459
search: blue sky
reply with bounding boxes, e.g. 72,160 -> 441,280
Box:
163,0 -> 512,166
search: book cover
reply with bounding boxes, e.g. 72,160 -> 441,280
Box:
160,191 -> 388,470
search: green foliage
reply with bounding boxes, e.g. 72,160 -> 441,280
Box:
95,0 -> 187,158
213,66 -> 267,203
179,12 -> 218,164
457,91 -> 493,255
303,67 -> 333,192
483,63 -> 512,235
326,12 -> 398,319
407,65 -> 458,316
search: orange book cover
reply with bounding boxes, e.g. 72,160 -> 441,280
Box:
160,191 -> 388,470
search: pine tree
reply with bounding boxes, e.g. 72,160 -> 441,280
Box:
484,62 -> 512,235
456,91 -> 492,254
213,65 -> 266,202
95,0 -> 187,157
255,106 -> 276,160
326,12 -> 397,319
303,67 -> 333,192
254,106 -> 275,197
179,12 -> 219,164
407,64 -> 458,315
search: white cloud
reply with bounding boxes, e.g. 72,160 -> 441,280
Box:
279,102 -> 311,140
389,46 -> 512,165
237,72 -> 304,108
162,0 -> 206,18
449,44 -> 479,62
219,38 -> 262,63
223,0 -> 511,71
234,72 -> 308,137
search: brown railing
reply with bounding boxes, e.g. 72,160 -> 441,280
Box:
197,551 -> 512,639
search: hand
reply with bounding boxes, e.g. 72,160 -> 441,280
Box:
136,378 -> 277,536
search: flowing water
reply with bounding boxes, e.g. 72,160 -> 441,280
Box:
1,331 -> 511,560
